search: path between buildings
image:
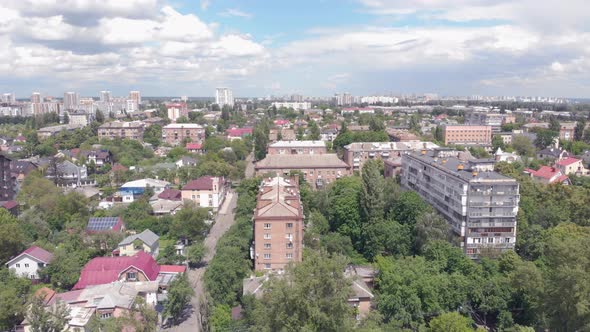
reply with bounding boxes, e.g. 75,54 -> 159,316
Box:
166,153 -> 255,331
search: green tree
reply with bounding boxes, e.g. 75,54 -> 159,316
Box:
511,136 -> 535,157
203,136 -> 226,153
170,205 -> 209,241
164,273 -> 195,324
187,242 -> 208,267
253,128 -> 268,160
391,191 -> 429,225
429,312 -> 474,332
548,116 -> 560,132
27,296 -> 70,332
0,269 -> 31,330
308,120 -> 321,140
143,124 -> 162,147
0,209 -> 25,264
574,119 -> 586,141
95,109 -> 105,123
534,129 -> 558,149
414,211 -> 450,254
296,126 -> 305,140
209,304 -> 232,332
360,160 -> 385,221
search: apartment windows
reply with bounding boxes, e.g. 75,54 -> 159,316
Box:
263,253 -> 271,260
488,238 -> 494,243
286,223 -> 293,228
100,313 -> 112,319
264,233 -> 271,240
264,223 -> 271,229
504,238 -> 511,243
286,233 -> 293,241
264,264 -> 271,269
264,243 -> 271,249
286,242 -> 293,249
286,253 -> 293,259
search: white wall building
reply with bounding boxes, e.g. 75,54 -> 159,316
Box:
6,246 -> 54,280
216,87 -> 234,107
271,102 -> 311,110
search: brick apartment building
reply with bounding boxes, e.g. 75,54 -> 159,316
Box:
342,141 -> 438,172
162,123 -> 205,146
267,140 -> 327,155
443,125 -> 492,146
98,121 -> 145,141
253,176 -> 304,272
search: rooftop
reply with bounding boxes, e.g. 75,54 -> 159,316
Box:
118,229 -> 159,247
344,141 -> 439,151
182,176 -> 223,191
255,154 -> 349,169
556,157 -> 581,166
163,123 -> 204,129
7,245 -> 54,265
269,140 -> 326,148
256,176 -> 302,219
86,217 -> 124,232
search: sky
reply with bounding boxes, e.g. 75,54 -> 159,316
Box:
0,0 -> 589,98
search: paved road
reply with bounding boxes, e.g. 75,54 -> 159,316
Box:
166,154 -> 255,331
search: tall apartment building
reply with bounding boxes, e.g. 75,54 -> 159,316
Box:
2,93 -> 16,104
162,123 -> 205,146
465,112 -> 504,132
166,103 -> 189,122
31,92 -> 42,104
215,87 -> 234,107
443,125 -> 492,146
129,91 -> 141,105
334,93 -> 352,106
253,176 -> 304,272
100,91 -> 111,103
401,149 -> 520,259
98,121 -> 145,141
267,141 -> 327,155
63,92 -> 79,110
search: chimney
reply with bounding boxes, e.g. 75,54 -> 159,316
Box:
441,159 -> 447,165
457,163 -> 464,171
472,171 -> 478,177
421,149 -> 427,155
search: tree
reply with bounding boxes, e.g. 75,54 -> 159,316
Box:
253,128 -> 268,161
409,114 -> 421,133
203,136 -> 225,153
0,209 -> 25,264
27,296 -> 70,332
534,129 -> 558,149
296,126 -> 305,140
170,205 -> 209,241
511,136 -> 535,157
247,249 -> 354,331
143,124 -> 162,147
209,304 -> 232,332
187,242 -> 208,267
42,248 -> 88,290
360,160 -> 385,221
369,116 -> 385,131
308,120 -> 321,140
429,312 -> 474,332
574,119 -> 586,141
492,135 -> 505,151
414,211 -> 450,254
0,269 -> 31,330
548,116 -> 560,132
391,191 -> 429,225
95,109 -> 105,123
164,273 -> 195,324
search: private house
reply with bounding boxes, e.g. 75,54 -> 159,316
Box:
555,157 -> 588,176
181,176 -> 227,212
226,127 -> 253,140
186,142 -> 204,154
537,147 -> 570,161
86,216 -> 125,234
78,149 -> 113,166
176,156 -> 197,168
6,246 -> 53,281
44,160 -> 89,187
120,178 -> 171,201
150,188 -> 183,215
524,166 -> 571,185
116,229 -> 160,258
73,251 -> 185,290
11,160 -> 38,183
494,148 -> 521,163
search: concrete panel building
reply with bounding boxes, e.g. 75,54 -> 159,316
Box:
253,176 -> 303,272
401,149 -> 520,259
343,141 -> 439,172
98,121 -> 145,141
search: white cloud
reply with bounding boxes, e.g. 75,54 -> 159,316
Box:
219,8 -> 253,19
200,0 -> 211,11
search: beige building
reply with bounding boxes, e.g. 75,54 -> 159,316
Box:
98,121 -> 145,141
255,154 -> 351,189
162,123 -> 205,146
267,140 -> 327,155
443,125 -> 492,145
116,229 -> 159,258
181,176 -> 227,212
343,141 -> 439,171
253,176 -> 304,272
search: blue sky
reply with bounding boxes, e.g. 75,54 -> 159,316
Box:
0,0 -> 589,98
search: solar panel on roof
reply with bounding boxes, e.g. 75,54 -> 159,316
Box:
87,217 -> 120,231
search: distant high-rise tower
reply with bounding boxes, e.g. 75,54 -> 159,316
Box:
2,93 -> 15,104
129,91 -> 141,105
215,87 -> 234,108
100,91 -> 111,103
31,92 -> 42,104
64,92 -> 79,110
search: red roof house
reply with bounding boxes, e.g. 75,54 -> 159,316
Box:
7,246 -> 54,266
158,188 -> 182,201
524,166 -> 571,185
182,176 -> 222,191
6,246 -> 54,281
186,142 -> 203,153
226,127 -> 253,139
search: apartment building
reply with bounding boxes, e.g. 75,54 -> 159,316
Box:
401,149 -> 520,259
465,112 -> 504,131
98,121 -> 145,141
267,140 -> 327,155
343,141 -> 439,171
253,176 -> 304,272
255,154 -> 350,189
443,125 -> 492,146
271,102 -> 311,110
162,123 -> 205,146
559,122 -> 576,141
181,176 -> 227,212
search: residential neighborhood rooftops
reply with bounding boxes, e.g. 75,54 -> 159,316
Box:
158,188 -> 182,200
86,217 -> 124,233
6,246 -> 54,265
556,157 -> 581,166
269,140 -> 326,148
182,176 -> 223,191
255,154 -> 349,169
118,229 -> 159,247
163,123 -> 204,129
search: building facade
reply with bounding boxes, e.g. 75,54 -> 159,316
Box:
401,149 -> 520,259
465,112 -> 504,131
271,102 -> 311,110
63,91 -> 79,110
343,141 -> 439,172
443,125 -> 492,146
267,140 -> 327,155
98,121 -> 145,141
253,176 -> 304,272
216,87 -> 234,107
181,176 -> 227,212
162,123 -> 205,146
166,103 -> 189,122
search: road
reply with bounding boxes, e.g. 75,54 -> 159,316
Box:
166,154 -> 255,331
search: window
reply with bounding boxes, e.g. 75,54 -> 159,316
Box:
263,253 -> 271,260
192,195 -> 196,199
100,313 -> 113,319
264,233 -> 271,240
264,264 -> 271,269
29,274 -> 35,279
504,238 -> 511,243
286,242 -> 293,249
38,263 -> 44,268
286,253 -> 293,259
24,263 -> 29,268
488,237 -> 494,243
127,272 -> 137,281
286,223 -> 293,228
286,233 -> 293,241
264,223 -> 271,229
15,264 -> 20,268
264,243 -> 271,249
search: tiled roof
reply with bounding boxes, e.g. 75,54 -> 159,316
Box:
255,154 -> 349,169
118,229 -> 159,247
23,246 -> 54,263
226,127 -> 253,137
526,166 -> 560,180
556,157 -> 581,166
158,188 -> 182,200
186,143 -> 203,150
183,176 -> 223,191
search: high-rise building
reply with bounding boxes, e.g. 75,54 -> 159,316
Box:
100,91 -> 111,103
31,92 -> 42,104
253,176 -> 304,272
2,93 -> 16,104
215,87 -> 234,107
334,92 -> 353,106
129,91 -> 141,106
64,92 -> 79,110
401,149 -> 519,259
126,99 -> 138,112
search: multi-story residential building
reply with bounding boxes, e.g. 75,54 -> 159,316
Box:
98,121 -> 145,141
31,92 -> 42,103
401,149 -> 520,259
181,176 -> 227,212
100,90 -> 111,103
253,176 -> 304,272
216,87 -> 234,107
255,154 -> 351,189
37,124 -> 84,140
443,125 -> 492,146
162,123 -> 205,146
2,93 -> 16,104
129,90 -> 141,105
271,102 -> 311,110
63,91 -> 79,110
465,112 -> 504,132
267,140 -> 327,155
343,141 -> 439,171
68,111 -> 91,127
166,102 -> 189,122
559,122 -> 576,141
126,99 -> 138,112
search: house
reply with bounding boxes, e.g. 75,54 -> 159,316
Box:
6,246 -> 53,281
45,160 -> 89,187
495,148 -> 521,163
157,188 -> 182,201
150,199 -> 183,216
555,157 -> 588,176
181,176 -> 227,212
559,122 -> 576,141
226,127 -> 253,140
0,200 -> 18,216
81,150 -> 112,166
537,147 -> 570,161
116,229 -> 160,258
11,160 -> 38,183
524,166 -> 571,185
320,127 -> 338,142
73,251 -> 185,290
120,178 -> 171,198
86,216 -> 125,234
186,142 -> 204,154
176,156 -> 197,168
274,119 -> 291,128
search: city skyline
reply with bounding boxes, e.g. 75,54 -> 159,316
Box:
0,0 -> 589,98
